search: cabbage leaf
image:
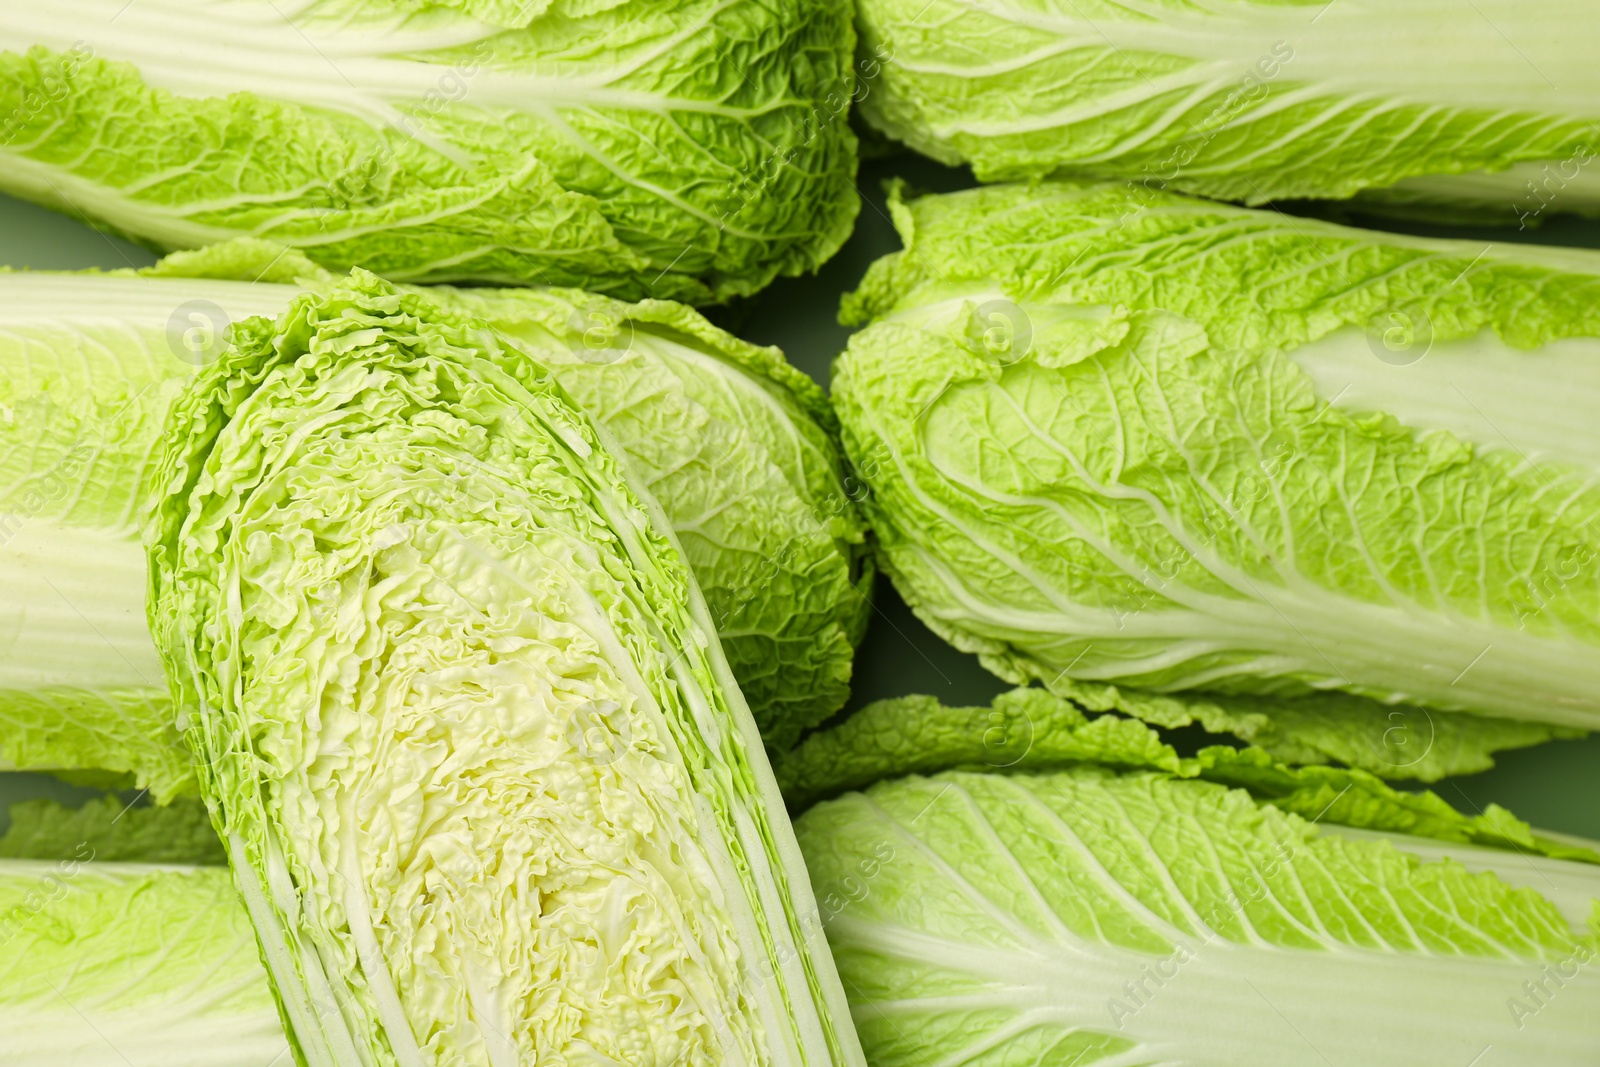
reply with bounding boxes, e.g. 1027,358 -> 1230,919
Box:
0,859 -> 290,1066
797,765 -> 1600,1066
776,687 -> 1599,863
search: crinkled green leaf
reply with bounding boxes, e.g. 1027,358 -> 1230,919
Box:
1192,746 -> 1600,864
777,686 -> 1183,809
143,271 -> 860,1067
0,688 -> 195,802
0,0 -> 858,302
1038,675 -> 1576,782
0,794 -> 224,865
797,768 -> 1600,1067
429,284 -> 873,745
853,0 -> 1600,218
0,861 -> 289,1065
777,686 -> 1596,864
834,181 -> 1600,757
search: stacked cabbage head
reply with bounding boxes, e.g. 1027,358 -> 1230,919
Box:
0,0 -> 859,301
834,181 -> 1600,772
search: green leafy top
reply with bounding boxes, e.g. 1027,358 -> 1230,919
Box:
778,687 -> 1598,865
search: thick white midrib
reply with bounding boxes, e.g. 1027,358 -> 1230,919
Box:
0,859 -> 207,881
919,0 -> 1600,116
335,813 -> 425,1067
0,522 -> 161,691
0,153 -> 247,249
1289,325 -> 1600,474
0,1012 -> 290,1067
897,55 -> 1237,132
0,273 -> 302,318
907,538 -> 1600,728
0,275 -> 297,688
1384,162 -> 1600,212
226,832 -> 357,1067
834,915 -> 1600,1065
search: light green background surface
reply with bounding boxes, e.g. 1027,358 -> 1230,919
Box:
1,161 -> 1596,837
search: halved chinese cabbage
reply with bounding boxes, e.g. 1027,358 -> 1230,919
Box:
144,272 -> 862,1066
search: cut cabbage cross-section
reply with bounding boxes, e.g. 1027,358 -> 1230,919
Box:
144,271 -> 862,1067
